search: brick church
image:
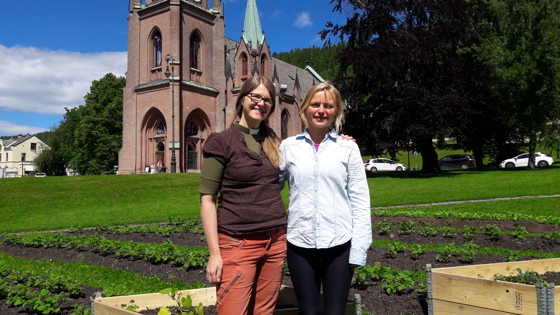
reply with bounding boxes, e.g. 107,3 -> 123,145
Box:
118,0 -> 326,174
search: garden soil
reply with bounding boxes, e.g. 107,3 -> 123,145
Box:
2,216 -> 560,315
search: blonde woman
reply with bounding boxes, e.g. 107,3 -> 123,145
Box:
279,82 -> 372,315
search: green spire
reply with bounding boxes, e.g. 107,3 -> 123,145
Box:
242,0 -> 265,51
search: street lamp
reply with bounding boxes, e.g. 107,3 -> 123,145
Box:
164,54 -> 177,173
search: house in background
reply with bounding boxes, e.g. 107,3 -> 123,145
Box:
0,135 -> 50,178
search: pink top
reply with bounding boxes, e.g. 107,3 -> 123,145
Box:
314,142 -> 320,151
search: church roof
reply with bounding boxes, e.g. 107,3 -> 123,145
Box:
242,0 -> 265,51
272,57 -> 323,102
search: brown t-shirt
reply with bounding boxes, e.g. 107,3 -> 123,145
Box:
200,124 -> 287,235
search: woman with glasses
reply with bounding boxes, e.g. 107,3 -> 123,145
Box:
279,82 -> 371,315
199,75 -> 287,315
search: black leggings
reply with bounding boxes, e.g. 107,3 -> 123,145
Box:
287,241 -> 353,315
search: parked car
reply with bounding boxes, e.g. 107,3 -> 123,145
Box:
34,172 -> 47,177
498,152 -> 554,168
364,158 -> 406,172
438,154 -> 476,170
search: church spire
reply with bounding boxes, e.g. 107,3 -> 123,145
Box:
242,0 -> 265,52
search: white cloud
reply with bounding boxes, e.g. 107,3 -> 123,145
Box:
294,11 -> 313,28
0,121 -> 48,136
271,10 -> 282,19
0,45 -> 127,116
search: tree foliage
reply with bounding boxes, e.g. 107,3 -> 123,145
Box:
476,0 -> 560,169
321,0 -> 500,172
35,73 -> 125,175
273,42 -> 346,82
317,0 -> 560,171
71,73 -> 125,175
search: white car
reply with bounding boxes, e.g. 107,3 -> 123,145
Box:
364,158 -> 407,172
499,152 -> 554,168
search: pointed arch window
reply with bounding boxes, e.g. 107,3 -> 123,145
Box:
186,121 -> 199,170
241,53 -> 248,78
190,33 -> 201,70
281,109 -> 289,139
260,54 -> 267,77
153,32 -> 162,67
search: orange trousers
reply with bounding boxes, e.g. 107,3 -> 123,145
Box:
216,227 -> 287,315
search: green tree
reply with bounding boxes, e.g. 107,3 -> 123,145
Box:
478,0 -> 560,169
34,126 -> 68,176
322,0 -> 497,172
34,73 -> 125,175
71,73 -> 126,175
273,42 -> 346,82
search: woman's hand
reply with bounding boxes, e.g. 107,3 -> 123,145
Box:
206,254 -> 223,284
340,134 -> 356,142
200,194 -> 222,284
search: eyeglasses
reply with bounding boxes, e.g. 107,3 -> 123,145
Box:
247,93 -> 273,107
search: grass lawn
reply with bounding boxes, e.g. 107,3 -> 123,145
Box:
1,165 -> 559,233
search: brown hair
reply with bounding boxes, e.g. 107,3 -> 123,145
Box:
299,82 -> 345,132
231,76 -> 280,167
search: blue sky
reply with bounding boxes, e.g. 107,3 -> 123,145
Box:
0,0 -> 347,136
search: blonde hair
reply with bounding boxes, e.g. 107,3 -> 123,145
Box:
231,76 -> 280,167
299,82 -> 345,132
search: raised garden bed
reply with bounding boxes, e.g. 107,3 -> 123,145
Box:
428,258 -> 560,314
93,285 -> 356,315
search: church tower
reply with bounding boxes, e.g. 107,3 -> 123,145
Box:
119,0 -> 226,174
118,0 -> 323,174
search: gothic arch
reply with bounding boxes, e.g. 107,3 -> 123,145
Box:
281,108 -> 290,139
240,52 -> 248,80
183,109 -> 211,171
141,108 -> 167,173
149,27 -> 163,68
189,30 -> 204,82
260,53 -> 268,77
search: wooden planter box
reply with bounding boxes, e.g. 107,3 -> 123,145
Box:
94,285 -> 356,315
427,258 -> 560,315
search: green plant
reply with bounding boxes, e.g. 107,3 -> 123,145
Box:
157,288 -> 204,315
493,268 -> 548,286
506,251 -> 520,262
380,268 -> 423,295
383,242 -> 403,259
462,225 -> 477,240
484,224 -> 503,241
397,220 -> 416,235
458,242 -> 479,263
441,226 -> 456,239
542,230 -> 560,244
410,245 -> 424,260
435,244 -> 455,263
417,225 -> 438,237
512,224 -> 529,241
120,299 -> 139,312
373,219 -> 392,235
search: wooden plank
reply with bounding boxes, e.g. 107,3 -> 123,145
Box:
433,258 -> 560,278
93,285 -> 355,314
93,287 -> 216,314
434,299 -> 521,315
432,272 -> 538,314
555,287 -> 560,312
